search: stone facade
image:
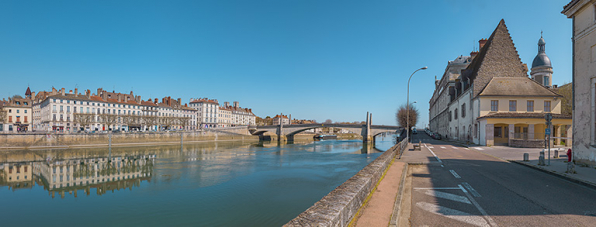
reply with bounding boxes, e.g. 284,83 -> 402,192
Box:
563,0 -> 596,165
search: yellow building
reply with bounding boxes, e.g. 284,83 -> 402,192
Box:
438,20 -> 571,147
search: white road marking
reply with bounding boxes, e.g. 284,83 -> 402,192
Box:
452,147 -> 458,149
414,187 -> 461,190
474,147 -> 484,150
418,189 -> 471,204
462,182 -> 481,197
416,202 -> 490,227
424,143 -> 442,163
449,170 -> 462,179
458,184 -> 498,227
465,148 -> 470,150
440,146 -> 446,149
428,146 -> 434,148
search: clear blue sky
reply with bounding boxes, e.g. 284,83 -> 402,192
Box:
0,0 -> 572,126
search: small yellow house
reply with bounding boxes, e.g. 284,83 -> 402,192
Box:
476,77 -> 571,147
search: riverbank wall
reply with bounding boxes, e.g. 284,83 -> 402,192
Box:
0,131 -> 259,150
284,140 -> 407,226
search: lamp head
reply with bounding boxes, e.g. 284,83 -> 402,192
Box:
421,66 -> 428,70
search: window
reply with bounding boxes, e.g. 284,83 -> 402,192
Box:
454,108 -> 458,119
24,110 -> 27,113
509,100 -> 517,111
543,76 -> 549,86
544,101 -> 551,112
491,100 -> 498,111
16,110 -> 19,113
527,100 -> 534,112
461,104 -> 466,118
495,126 -> 502,138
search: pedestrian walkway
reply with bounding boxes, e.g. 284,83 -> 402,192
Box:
352,143 -> 437,227
473,146 -> 596,189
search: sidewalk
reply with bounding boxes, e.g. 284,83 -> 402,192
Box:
353,143 -> 437,227
473,146 -> 596,189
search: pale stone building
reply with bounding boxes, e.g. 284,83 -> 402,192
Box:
563,0 -> 596,165
1,87 -> 33,132
273,114 -> 290,125
189,98 -> 219,128
430,20 -> 571,147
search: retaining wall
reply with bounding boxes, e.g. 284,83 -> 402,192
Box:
284,141 -> 405,227
510,139 -> 544,148
0,131 -> 259,149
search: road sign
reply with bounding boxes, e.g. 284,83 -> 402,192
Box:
545,128 -> 551,135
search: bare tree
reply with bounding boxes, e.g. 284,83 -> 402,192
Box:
556,83 -> 572,116
178,117 -> 190,131
100,114 -> 119,131
396,103 -> 419,130
145,115 -> 158,131
73,113 -> 94,131
0,106 -> 6,124
324,119 -> 333,124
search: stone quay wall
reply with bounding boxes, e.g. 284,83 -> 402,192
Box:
284,140 -> 406,227
0,131 -> 259,149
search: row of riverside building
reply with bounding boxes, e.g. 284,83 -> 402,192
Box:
0,87 -> 255,133
429,20 -> 572,148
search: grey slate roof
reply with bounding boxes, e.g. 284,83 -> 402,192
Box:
478,77 -> 561,97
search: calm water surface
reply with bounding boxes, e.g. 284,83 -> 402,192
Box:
0,135 -> 397,226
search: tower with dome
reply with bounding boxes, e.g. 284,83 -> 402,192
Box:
530,33 -> 553,87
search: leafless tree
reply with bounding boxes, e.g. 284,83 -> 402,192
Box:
0,107 -> 6,124
556,83 -> 572,116
324,119 -> 333,124
178,117 -> 190,131
396,103 -> 419,130
100,113 -> 119,131
73,113 -> 94,131
145,115 -> 158,131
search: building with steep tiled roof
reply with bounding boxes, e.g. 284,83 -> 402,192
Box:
562,0 -> 596,166
217,101 -> 256,127
429,20 -> 571,147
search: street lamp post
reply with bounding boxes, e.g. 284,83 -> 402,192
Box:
407,66 -> 427,143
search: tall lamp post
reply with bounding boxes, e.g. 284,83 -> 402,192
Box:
407,66 -> 427,143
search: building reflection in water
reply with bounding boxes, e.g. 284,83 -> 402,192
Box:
1,155 -> 155,198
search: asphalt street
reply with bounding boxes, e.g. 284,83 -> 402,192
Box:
406,132 -> 596,227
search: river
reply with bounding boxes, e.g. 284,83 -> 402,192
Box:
0,135 -> 398,226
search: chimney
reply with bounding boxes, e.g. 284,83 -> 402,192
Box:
478,39 -> 488,50
97,88 -> 102,97
154,98 -> 158,104
74,88 -> 78,97
224,102 -> 229,107
117,94 -> 121,102
190,98 -> 194,102
177,98 -> 181,105
233,101 -> 239,108
470,51 -> 478,59
130,91 -> 133,96
52,87 -> 57,94
86,89 -> 91,98
31,92 -> 36,99
553,84 -> 558,88
61,88 -> 65,96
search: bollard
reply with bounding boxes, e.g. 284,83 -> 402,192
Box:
538,150 -> 545,166
523,153 -> 529,162
554,149 -> 559,158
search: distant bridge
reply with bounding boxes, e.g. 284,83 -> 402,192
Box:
249,113 -> 402,143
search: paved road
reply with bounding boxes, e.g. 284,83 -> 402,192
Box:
406,132 -> 596,227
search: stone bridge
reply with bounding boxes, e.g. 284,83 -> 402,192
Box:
249,113 -> 402,142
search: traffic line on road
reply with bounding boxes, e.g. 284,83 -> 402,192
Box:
440,146 -> 446,149
458,184 -> 497,227
462,182 -> 481,197
452,147 -> 458,149
423,143 -> 442,163
428,146 -> 434,148
416,202 -> 490,227
474,147 -> 484,150
449,170 -> 461,179
417,189 -> 471,204
414,187 -> 461,190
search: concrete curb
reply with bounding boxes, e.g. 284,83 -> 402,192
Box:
389,163 -> 408,227
510,160 -> 596,190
